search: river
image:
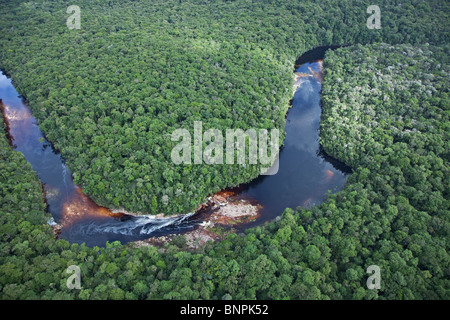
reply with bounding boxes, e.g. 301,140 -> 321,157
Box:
0,48 -> 350,247
233,58 -> 350,230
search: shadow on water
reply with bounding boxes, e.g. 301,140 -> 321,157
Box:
294,45 -> 349,69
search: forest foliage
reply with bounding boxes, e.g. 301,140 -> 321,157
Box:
0,0 -> 448,300
0,0 -> 448,214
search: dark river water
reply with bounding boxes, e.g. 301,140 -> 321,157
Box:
0,49 -> 350,247
235,59 -> 350,229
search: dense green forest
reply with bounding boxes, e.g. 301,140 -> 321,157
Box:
0,0 -> 449,299
0,0 -> 448,214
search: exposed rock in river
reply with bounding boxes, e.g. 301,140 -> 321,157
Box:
131,190 -> 262,250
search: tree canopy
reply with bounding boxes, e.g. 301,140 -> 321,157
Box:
0,0 -> 448,300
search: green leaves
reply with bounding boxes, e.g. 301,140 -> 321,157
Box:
0,0 -> 448,301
